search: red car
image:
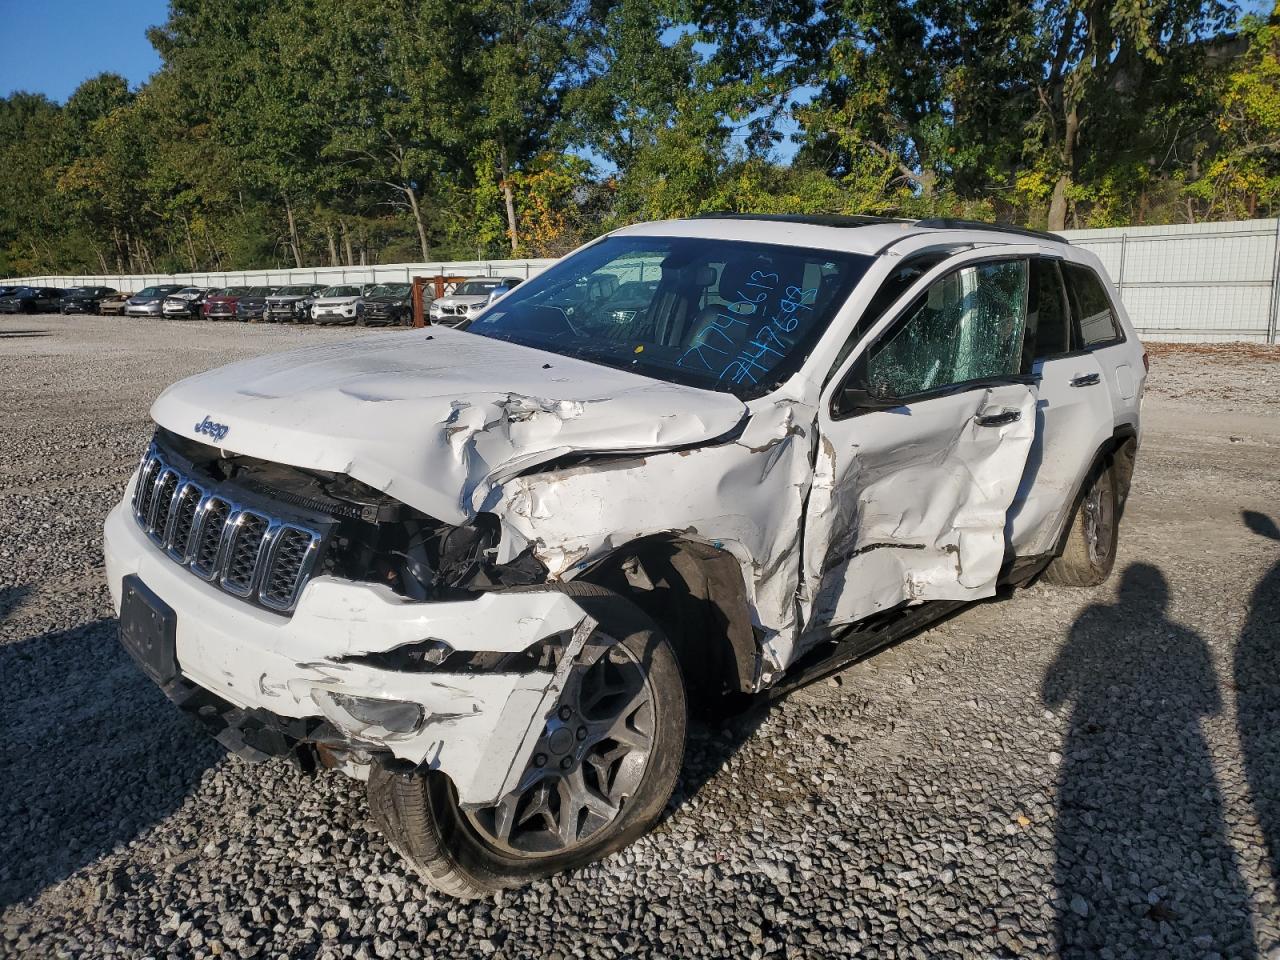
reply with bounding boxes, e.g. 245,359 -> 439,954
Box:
202,286 -> 257,320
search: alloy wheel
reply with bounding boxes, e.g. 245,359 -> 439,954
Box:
462,636 -> 656,857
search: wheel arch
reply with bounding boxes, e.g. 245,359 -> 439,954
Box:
1051,422 -> 1138,559
573,534 -> 760,699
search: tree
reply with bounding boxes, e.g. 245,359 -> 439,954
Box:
1190,4 -> 1280,218
0,93 -> 69,274
1026,0 -> 1236,229
456,0 -> 587,254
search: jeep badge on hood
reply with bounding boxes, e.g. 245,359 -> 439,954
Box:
194,415 -> 229,442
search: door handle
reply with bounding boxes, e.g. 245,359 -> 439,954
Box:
1070,372 -> 1101,387
975,409 -> 1021,427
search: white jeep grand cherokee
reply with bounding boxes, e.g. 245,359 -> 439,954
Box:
104,214 -> 1145,897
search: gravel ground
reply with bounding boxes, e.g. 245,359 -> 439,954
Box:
1,315 -> 1278,959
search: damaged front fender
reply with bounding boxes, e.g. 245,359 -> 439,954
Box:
486,399 -> 819,670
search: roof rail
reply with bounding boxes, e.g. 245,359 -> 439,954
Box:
914,218 -> 1066,243
690,212 -> 914,229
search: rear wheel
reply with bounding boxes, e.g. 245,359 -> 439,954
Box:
367,584 -> 686,898
1044,459 -> 1119,587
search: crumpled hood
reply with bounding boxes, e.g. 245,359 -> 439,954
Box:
150,326 -> 748,524
437,295 -> 489,307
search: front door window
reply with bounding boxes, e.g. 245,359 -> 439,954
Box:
866,260 -> 1029,399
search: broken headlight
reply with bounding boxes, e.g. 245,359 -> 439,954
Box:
313,691 -> 425,737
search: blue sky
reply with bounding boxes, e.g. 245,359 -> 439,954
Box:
0,0 -> 168,102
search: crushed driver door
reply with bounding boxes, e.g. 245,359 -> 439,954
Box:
801,251 -> 1040,637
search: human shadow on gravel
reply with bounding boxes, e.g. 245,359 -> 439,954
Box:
1043,563 -> 1256,959
0,617 -> 221,908
1236,511 -> 1280,897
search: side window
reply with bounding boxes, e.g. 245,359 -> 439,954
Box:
866,260 -> 1029,399
1062,263 -> 1122,347
826,252 -> 949,382
1027,259 -> 1071,361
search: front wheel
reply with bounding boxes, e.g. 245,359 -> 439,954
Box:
1044,459 -> 1119,587
367,585 -> 686,898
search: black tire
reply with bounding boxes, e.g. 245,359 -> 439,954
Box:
1044,459 -> 1120,587
367,581 -> 686,899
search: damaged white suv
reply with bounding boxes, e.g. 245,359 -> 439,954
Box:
104,214 -> 1144,897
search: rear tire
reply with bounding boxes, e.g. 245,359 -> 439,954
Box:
1044,459 -> 1120,587
367,582 -> 686,898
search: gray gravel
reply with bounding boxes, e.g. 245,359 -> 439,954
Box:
2,315 -> 1278,959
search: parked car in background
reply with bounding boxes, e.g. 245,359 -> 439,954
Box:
99,291 -> 134,316
124,285 -> 185,318
234,287 -> 279,322
59,286 -> 118,314
0,286 -> 65,314
361,282 -> 413,326
161,287 -> 210,319
483,277 -> 522,305
202,287 -> 253,320
264,285 -> 326,322
103,215 -> 1146,898
429,277 -> 523,326
310,284 -> 364,325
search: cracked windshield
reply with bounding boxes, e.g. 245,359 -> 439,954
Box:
464,236 -> 873,397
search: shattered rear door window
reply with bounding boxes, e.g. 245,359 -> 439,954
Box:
465,236 -> 874,398
867,260 -> 1029,399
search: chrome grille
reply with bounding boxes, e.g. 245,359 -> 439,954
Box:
148,470 -> 180,538
262,528 -> 315,609
131,445 -> 323,613
222,513 -> 269,595
166,484 -> 202,562
192,498 -> 232,576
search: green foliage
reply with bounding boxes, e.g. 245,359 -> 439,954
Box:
1188,3 -> 1280,218
0,0 -> 1275,276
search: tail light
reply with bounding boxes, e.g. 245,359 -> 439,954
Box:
1142,351 -> 1150,374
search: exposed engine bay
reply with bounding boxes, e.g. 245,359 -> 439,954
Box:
156,427 -> 549,605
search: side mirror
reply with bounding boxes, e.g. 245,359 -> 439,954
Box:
834,358 -> 902,415
836,384 -> 901,415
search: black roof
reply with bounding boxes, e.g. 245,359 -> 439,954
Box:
915,218 -> 1065,242
692,213 -> 912,229
690,212 -> 1066,243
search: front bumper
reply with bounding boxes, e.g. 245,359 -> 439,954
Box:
312,315 -> 355,324
62,301 -> 96,314
125,303 -> 162,316
103,498 -> 588,804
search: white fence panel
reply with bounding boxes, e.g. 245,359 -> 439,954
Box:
1062,218 -> 1280,344
6,220 -> 1280,343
